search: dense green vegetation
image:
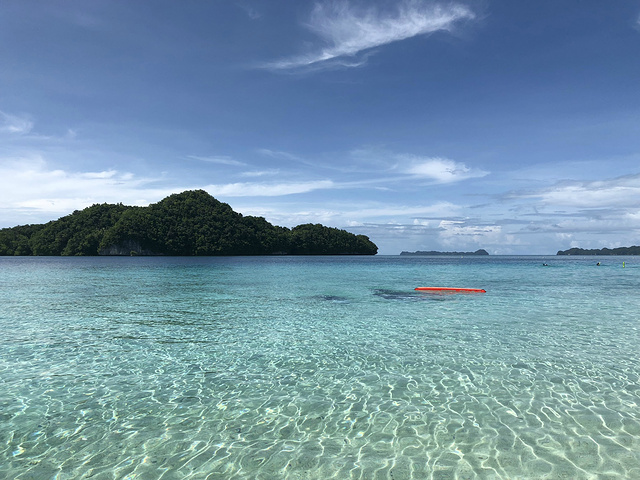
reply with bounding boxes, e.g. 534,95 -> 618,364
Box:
0,190 -> 377,256
557,246 -> 640,255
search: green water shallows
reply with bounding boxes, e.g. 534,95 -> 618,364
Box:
1,255 -> 639,480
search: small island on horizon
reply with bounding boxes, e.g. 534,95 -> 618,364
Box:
557,246 -> 640,256
0,190 -> 378,256
400,249 -> 489,256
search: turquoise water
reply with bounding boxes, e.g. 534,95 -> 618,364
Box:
1,255 -> 639,480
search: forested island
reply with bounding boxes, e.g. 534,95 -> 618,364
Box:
0,190 -> 378,256
400,249 -> 489,256
557,246 -> 640,256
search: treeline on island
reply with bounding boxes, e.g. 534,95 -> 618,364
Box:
0,190 -> 378,256
557,246 -> 640,256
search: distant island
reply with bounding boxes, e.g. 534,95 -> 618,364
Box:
400,249 -> 489,256
0,190 -> 378,256
557,246 -> 640,256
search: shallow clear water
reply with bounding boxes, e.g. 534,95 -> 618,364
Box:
1,255 -> 639,479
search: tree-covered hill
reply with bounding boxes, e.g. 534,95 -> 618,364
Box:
0,190 -> 378,256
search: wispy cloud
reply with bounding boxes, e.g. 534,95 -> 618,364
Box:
256,148 -> 302,160
345,201 -> 462,218
204,180 -> 334,197
236,1 -> 262,20
262,0 -> 475,70
398,155 -> 488,183
240,169 -> 281,177
346,147 -> 488,184
511,174 -> 640,209
0,110 -> 33,135
235,200 -> 463,231
187,155 -> 247,167
256,148 -> 322,169
256,148 -> 315,164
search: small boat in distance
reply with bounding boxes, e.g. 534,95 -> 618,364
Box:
415,287 -> 486,293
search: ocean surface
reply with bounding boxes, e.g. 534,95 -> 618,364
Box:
1,255 -> 639,480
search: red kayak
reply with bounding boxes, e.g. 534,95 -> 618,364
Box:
415,287 -> 486,293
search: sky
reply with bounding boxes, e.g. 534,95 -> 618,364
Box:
1,0 -> 640,255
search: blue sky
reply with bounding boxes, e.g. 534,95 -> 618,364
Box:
1,0 -> 640,254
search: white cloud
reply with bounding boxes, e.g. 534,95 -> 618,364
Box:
204,180 -> 334,197
236,200 -> 463,230
263,0 -> 475,70
518,174 -> 640,209
79,170 -> 118,179
0,156 -> 173,225
0,155 -> 338,220
400,155 -> 488,183
537,215 -> 640,235
437,219 -> 504,247
0,110 -> 33,135
345,147 -> 489,184
0,153 -> 343,228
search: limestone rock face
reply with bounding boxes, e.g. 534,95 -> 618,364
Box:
99,239 -> 160,256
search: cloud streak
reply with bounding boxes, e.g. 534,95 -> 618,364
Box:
235,200 -> 463,231
0,110 -> 33,134
187,155 -> 247,167
511,174 -> 640,209
204,180 -> 334,197
263,0 -> 475,70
